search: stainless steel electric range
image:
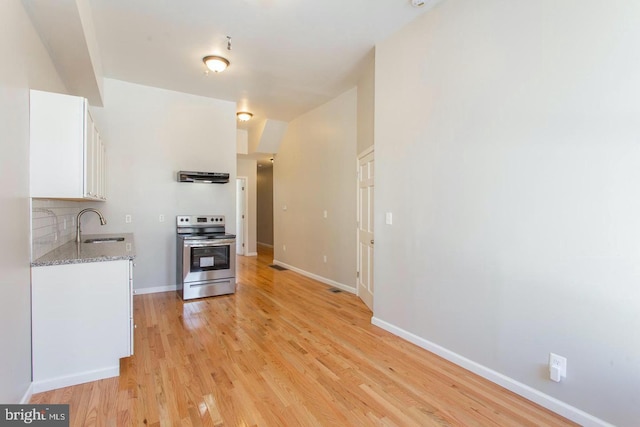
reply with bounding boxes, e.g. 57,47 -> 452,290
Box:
176,215 -> 236,300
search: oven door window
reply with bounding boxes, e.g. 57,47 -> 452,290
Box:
190,245 -> 230,272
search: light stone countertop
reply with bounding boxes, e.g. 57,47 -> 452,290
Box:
31,233 -> 136,267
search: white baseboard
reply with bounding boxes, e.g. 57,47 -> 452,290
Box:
246,252 -> 258,257
371,317 -> 613,427
20,383 -> 33,404
257,242 -> 274,248
272,259 -> 356,294
134,285 -> 177,295
32,366 -> 119,394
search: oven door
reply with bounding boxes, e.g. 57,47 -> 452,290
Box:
182,238 -> 236,283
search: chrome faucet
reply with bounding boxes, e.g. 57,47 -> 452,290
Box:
76,208 -> 107,243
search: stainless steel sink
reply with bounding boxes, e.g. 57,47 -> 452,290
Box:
83,237 -> 125,243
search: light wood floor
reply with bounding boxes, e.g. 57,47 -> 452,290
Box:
32,247 -> 577,426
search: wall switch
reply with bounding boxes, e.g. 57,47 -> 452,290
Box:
549,353 -> 567,382
159,214 -> 165,222
323,255 -> 327,263
386,212 -> 393,225
125,214 -> 132,223
283,205 -> 287,211
323,210 -> 328,218
283,244 -> 286,252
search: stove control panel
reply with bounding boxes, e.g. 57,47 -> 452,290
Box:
176,215 -> 226,226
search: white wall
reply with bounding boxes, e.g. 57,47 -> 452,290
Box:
237,158 -> 258,255
357,49 -> 375,155
374,1 -> 640,426
274,88 -> 357,290
0,0 -> 67,403
236,129 -> 248,154
88,79 -> 237,291
248,120 -> 266,154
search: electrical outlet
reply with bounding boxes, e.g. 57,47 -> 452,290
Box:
159,214 -> 165,222
283,244 -> 286,252
549,353 -> 567,382
323,210 -> 327,218
125,214 -> 132,223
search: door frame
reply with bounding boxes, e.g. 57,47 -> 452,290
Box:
236,176 -> 248,256
356,146 -> 374,310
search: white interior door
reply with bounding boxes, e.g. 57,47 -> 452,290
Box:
236,178 -> 246,255
357,150 -> 374,311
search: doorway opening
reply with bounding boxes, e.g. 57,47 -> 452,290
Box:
357,148 -> 374,311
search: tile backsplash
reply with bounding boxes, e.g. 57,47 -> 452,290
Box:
31,199 -> 84,260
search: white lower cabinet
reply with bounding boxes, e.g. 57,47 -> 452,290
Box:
32,260 -> 133,393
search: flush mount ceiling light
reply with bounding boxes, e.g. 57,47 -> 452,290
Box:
236,112 -> 253,121
203,55 -> 230,73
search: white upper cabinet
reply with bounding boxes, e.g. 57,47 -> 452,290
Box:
30,90 -> 107,201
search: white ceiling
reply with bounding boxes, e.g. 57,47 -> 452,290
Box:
87,0 -> 436,125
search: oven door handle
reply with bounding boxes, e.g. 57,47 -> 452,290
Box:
184,239 -> 236,247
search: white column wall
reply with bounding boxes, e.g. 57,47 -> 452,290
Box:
0,0 -> 67,403
374,1 -> 640,426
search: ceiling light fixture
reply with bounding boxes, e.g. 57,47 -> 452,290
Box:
203,55 -> 230,73
236,112 -> 253,121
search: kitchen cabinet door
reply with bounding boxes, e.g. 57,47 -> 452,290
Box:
98,131 -> 107,200
85,113 -> 96,198
30,90 -> 107,201
31,260 -> 132,392
129,259 -> 134,355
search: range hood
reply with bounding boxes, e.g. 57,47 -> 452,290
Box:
177,171 -> 230,184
